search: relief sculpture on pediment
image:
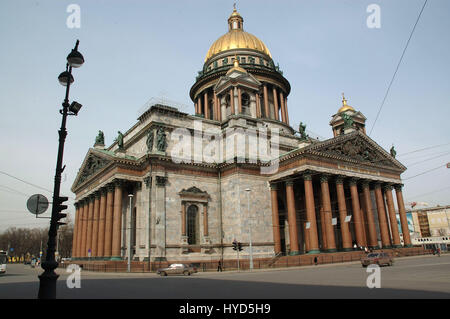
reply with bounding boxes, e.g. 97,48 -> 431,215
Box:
323,137 -> 390,166
77,155 -> 109,186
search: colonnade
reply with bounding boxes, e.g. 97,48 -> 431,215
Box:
270,172 -> 412,255
72,179 -> 136,260
194,83 -> 289,125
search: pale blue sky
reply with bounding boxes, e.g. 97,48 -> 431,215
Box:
0,0 -> 449,231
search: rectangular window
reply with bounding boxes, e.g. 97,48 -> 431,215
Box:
223,58 -> 228,65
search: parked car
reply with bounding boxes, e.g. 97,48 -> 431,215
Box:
157,263 -> 197,276
361,252 -> 393,267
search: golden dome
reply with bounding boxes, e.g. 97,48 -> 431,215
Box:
204,8 -> 272,63
338,93 -> 355,113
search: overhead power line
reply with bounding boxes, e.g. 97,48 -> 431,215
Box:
397,142 -> 450,157
403,164 -> 445,181
0,170 -> 52,194
369,0 -> 428,136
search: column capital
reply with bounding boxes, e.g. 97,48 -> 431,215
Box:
74,202 -> 80,209
361,179 -> 371,188
99,187 -> 107,196
113,178 -> 125,188
373,181 -> 383,189
335,175 -> 345,184
156,176 -> 168,187
303,171 -> 313,181
270,183 -> 278,190
88,194 -> 96,203
143,176 -> 152,188
106,183 -> 115,192
285,179 -> 295,186
394,184 -> 404,191
320,174 -> 330,183
94,191 -> 101,199
383,184 -> 393,192
349,177 -> 359,186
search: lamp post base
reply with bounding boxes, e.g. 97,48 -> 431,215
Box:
37,261 -> 59,299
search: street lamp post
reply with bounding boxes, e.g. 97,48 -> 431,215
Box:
245,188 -> 253,271
38,40 -> 84,299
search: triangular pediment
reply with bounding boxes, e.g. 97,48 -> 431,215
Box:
305,131 -> 406,172
214,72 -> 261,94
71,149 -> 113,191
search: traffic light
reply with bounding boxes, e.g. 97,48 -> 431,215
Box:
232,240 -> 237,251
238,242 -> 243,251
54,196 -> 68,226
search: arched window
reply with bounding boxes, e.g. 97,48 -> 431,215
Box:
187,205 -> 199,245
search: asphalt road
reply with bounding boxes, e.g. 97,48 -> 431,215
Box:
1,254 -> 449,299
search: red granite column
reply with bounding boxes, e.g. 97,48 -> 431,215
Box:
385,185 -> 402,248
103,183 -> 115,258
349,178 -> 365,248
80,200 -> 88,258
279,91 -> 286,123
75,201 -> 84,258
320,175 -> 337,252
263,85 -> 270,118
270,184 -> 282,254
272,87 -> 279,121
237,87 -> 242,114
91,192 -> 100,258
204,91 -> 209,120
304,173 -> 320,253
284,97 -> 289,125
319,206 -> 327,250
256,93 -> 261,118
336,177 -> 352,251
395,184 -> 412,247
86,196 -> 94,257
362,181 -> 378,248
285,180 -> 300,255
111,180 -> 123,260
374,183 -> 391,248
230,88 -> 235,115
72,203 -> 80,258
97,188 -> 107,258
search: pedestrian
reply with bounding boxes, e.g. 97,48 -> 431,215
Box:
314,256 -> 318,265
217,260 -> 222,272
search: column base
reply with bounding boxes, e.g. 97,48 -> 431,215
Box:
392,244 -> 403,248
306,250 -> 321,254
382,245 -> 392,249
341,247 -> 353,252
326,249 -> 337,253
404,244 -> 414,248
288,251 -> 300,256
110,256 -> 122,261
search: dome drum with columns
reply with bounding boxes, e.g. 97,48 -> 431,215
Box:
190,7 -> 291,127
69,7 -> 415,266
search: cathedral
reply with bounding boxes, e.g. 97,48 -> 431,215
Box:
71,7 -> 412,263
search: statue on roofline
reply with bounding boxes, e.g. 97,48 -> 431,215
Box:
95,130 -> 104,145
390,145 -> 396,158
115,131 -> 124,149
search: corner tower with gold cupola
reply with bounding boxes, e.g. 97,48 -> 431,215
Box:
190,6 -> 291,130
